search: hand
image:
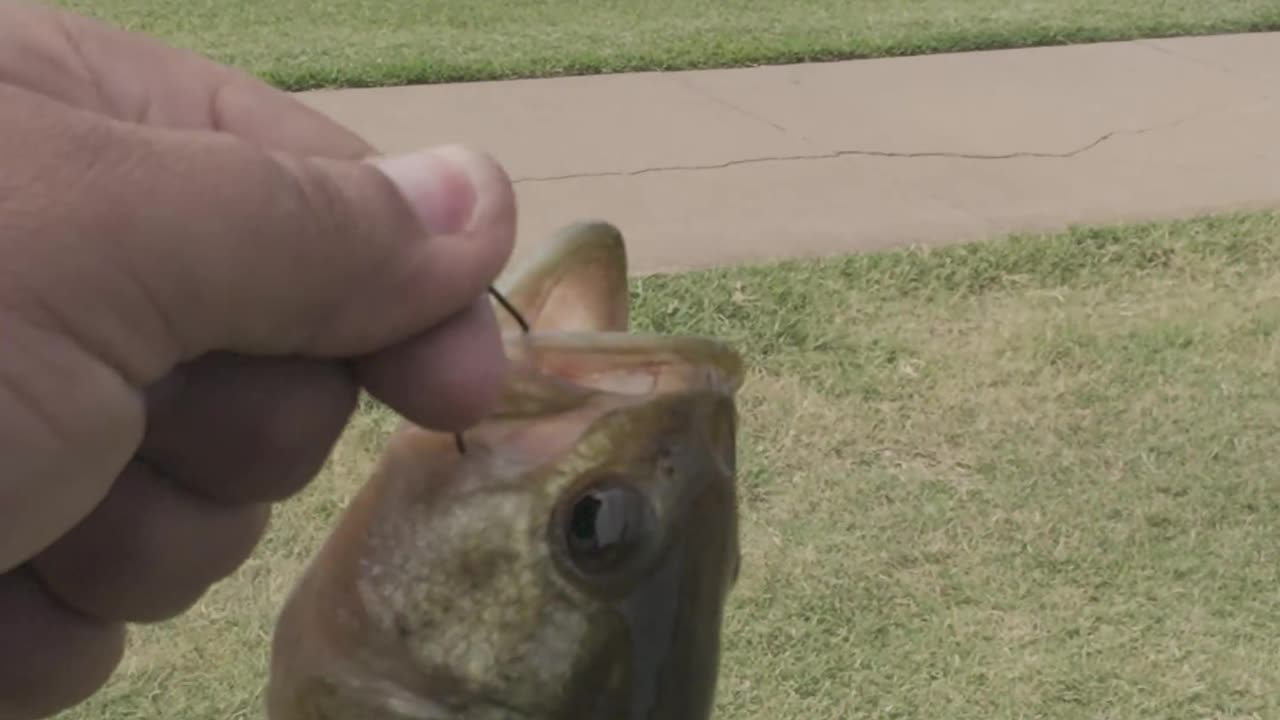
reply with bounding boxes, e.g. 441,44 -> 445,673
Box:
0,3 -> 517,718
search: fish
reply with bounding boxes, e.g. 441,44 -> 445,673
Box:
265,220 -> 745,719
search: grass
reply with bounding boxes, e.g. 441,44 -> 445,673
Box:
58,210 -> 1280,719
54,0 -> 1280,90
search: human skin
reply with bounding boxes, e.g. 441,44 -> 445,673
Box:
0,3 -> 518,718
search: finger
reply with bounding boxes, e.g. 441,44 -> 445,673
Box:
357,294 -> 507,429
0,1 -> 373,157
3,83 -> 515,383
28,461 -> 269,623
141,354 -> 357,504
0,318 -> 142,573
0,85 -> 512,572
0,570 -> 125,720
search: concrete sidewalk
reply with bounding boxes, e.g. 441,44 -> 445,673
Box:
298,33 -> 1280,274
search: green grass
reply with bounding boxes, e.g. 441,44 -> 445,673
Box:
56,0 -> 1280,90
59,210 -> 1280,719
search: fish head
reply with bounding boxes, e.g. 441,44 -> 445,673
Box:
267,221 -> 743,720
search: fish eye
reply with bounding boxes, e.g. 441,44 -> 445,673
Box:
560,483 -> 656,578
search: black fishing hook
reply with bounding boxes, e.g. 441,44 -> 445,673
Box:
489,285 -> 530,333
454,286 -> 529,454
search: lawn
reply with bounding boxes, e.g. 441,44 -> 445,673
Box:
59,210 -> 1280,719
54,0 -> 1280,89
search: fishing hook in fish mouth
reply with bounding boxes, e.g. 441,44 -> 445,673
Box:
454,286 -> 529,455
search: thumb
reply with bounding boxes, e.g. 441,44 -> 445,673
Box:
2,83 -> 516,387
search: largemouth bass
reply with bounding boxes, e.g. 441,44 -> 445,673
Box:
266,221 -> 744,719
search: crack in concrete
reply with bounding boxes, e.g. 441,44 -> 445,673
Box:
1136,39 -> 1246,82
671,76 -> 799,137
1136,39 -> 1276,101
512,116 -> 1185,185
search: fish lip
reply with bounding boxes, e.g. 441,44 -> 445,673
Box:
502,330 -> 745,394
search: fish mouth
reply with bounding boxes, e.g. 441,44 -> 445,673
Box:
491,331 -> 744,421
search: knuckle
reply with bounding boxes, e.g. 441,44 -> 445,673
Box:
277,154 -> 362,242
29,463 -> 268,624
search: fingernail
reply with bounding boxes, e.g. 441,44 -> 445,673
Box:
372,145 -> 483,236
